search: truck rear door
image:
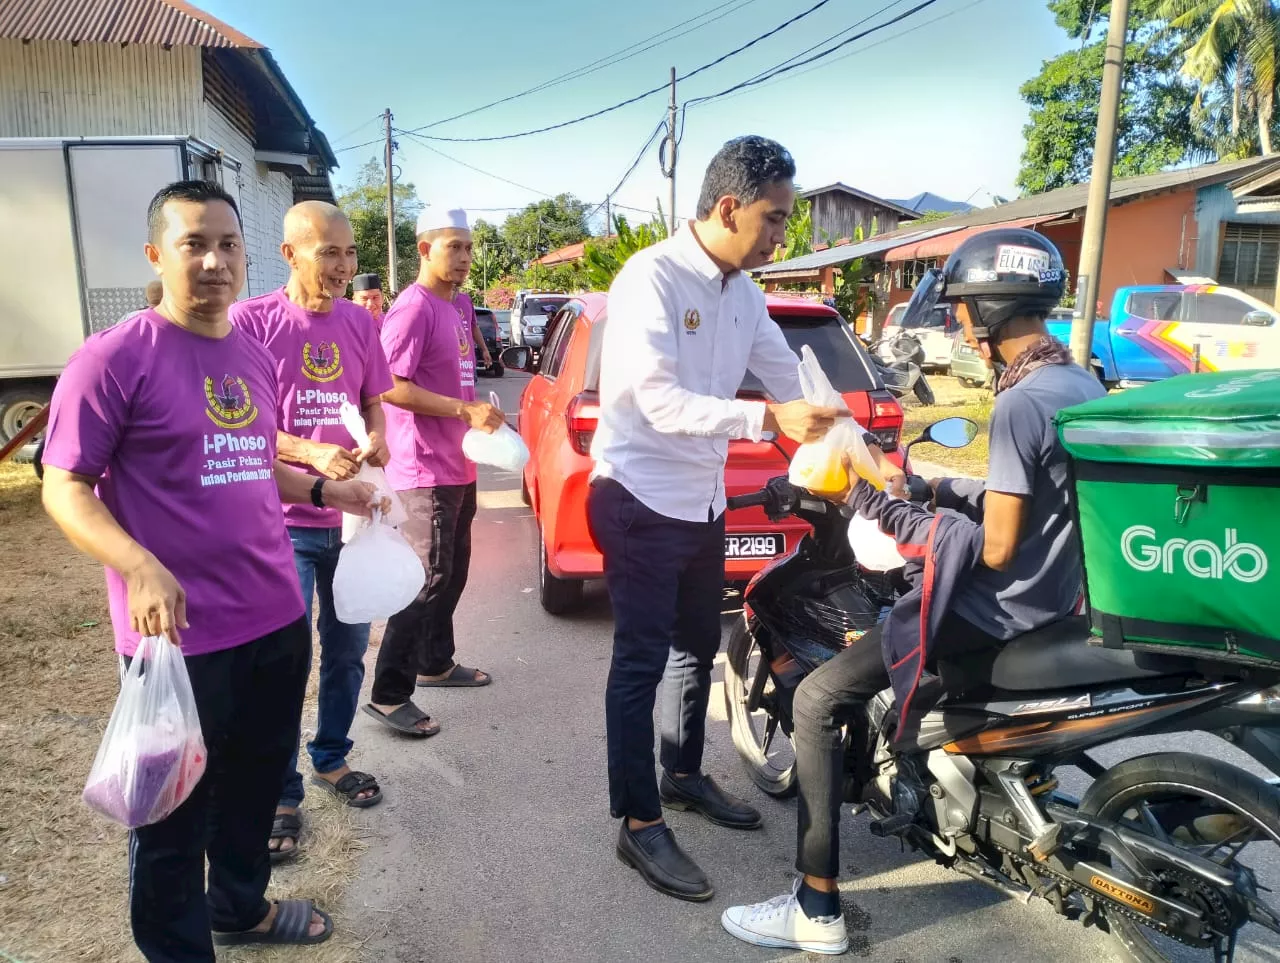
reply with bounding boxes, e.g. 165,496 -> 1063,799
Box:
68,143 -> 183,334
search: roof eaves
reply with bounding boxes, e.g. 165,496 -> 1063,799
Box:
798,182 -> 921,220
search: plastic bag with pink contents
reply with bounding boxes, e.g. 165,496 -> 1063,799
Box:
82,634 -> 206,828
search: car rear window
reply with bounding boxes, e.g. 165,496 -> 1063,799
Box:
475,311 -> 497,336
524,297 -> 568,319
740,314 -> 878,395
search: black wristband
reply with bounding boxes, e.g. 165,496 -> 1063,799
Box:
310,477 -> 326,508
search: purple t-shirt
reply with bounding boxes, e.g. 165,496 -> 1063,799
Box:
42,310 -> 305,658
229,289 -> 394,528
381,284 -> 477,490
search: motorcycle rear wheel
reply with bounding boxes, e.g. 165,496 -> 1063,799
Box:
1080,752 -> 1280,963
724,616 -> 797,798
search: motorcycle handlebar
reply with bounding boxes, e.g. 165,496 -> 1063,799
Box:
725,490 -> 771,511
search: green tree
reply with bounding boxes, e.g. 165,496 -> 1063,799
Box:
468,219 -> 521,295
582,213 -> 669,290
336,158 -> 423,293
501,194 -> 591,266
1017,12 -> 1198,193
782,196 -> 816,260
1161,0 -> 1279,154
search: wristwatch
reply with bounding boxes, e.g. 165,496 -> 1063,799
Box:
310,477 -> 327,508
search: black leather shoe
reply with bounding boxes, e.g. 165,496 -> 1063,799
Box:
660,772 -> 763,830
616,821 -> 714,902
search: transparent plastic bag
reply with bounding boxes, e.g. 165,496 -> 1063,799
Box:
848,510 -> 907,571
333,510 -> 427,623
788,345 -> 884,495
339,402 -> 408,543
461,392 -> 529,473
82,634 -> 206,829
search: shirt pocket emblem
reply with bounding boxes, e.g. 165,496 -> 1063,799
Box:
683,309 -> 701,334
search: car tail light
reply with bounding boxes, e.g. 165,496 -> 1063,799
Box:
567,391 -> 600,455
868,390 -> 902,451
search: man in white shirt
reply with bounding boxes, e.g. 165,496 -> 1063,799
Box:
589,136 -> 903,902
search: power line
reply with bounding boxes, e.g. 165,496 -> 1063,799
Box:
689,0 -> 989,109
329,113 -> 383,148
587,117 -> 670,221
684,0 -> 945,109
400,0 -> 839,143
394,128 -> 556,198
408,0 -> 760,135
335,135 -> 384,155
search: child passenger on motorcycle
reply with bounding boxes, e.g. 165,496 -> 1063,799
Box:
721,229 -> 1106,955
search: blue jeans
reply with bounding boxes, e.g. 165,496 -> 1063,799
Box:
279,527 -> 371,808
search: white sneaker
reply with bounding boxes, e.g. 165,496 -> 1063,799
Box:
721,881 -> 849,955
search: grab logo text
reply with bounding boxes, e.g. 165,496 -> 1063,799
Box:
1121,526 -> 1267,583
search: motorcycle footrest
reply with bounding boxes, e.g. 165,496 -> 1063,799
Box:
1026,823 -> 1064,862
869,813 -> 915,838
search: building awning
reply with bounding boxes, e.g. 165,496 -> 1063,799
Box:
752,226 -> 958,277
883,215 -> 1066,262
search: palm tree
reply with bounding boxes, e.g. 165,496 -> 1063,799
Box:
1160,0 -> 1280,154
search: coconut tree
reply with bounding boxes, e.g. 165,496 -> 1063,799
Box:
1160,0 -> 1280,154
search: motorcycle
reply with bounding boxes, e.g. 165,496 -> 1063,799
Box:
723,418 -> 1280,962
865,330 -> 936,406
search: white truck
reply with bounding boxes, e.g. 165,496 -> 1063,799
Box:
0,136 -> 255,448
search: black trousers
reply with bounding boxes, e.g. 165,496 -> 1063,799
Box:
587,478 -> 726,822
372,483 -> 477,705
793,613 -> 1000,878
127,617 -> 310,963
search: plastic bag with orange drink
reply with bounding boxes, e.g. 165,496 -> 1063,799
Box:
787,345 -> 885,496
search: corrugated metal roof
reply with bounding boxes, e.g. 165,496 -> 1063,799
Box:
754,226 -> 958,276
797,182 -> 921,220
758,156 -> 1280,277
884,215 -> 1062,261
0,0 -> 263,48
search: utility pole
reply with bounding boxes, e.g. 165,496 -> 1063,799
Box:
604,194 -> 611,236
667,67 -> 677,236
383,108 -> 398,294
1069,0 -> 1130,368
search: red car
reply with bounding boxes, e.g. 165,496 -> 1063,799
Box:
509,292 -> 906,614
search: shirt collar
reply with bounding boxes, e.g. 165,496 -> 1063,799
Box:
675,220 -> 732,285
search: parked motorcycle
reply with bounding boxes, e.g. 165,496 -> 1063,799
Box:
723,418 -> 1280,962
865,331 -> 936,406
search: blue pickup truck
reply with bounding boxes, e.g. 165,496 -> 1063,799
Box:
1044,284 -> 1280,387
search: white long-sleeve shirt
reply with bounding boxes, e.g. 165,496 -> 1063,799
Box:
590,223 -> 803,522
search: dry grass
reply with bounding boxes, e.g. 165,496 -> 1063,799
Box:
900,377 -> 994,476
0,463 -> 367,963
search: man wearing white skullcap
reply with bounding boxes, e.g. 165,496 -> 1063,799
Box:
363,206 -> 504,738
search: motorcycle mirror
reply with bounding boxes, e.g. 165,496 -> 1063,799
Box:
923,417 -> 979,449
897,268 -> 945,331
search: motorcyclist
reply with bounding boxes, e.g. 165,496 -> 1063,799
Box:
721,228 -> 1106,955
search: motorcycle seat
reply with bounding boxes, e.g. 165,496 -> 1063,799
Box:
937,615 -> 1201,694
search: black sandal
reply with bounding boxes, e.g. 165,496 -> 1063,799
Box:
311,770 -> 383,808
213,899 -> 333,946
416,664 -> 492,687
362,701 -> 441,738
269,811 -> 301,864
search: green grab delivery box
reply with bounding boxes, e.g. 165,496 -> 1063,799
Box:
1055,369 -> 1280,667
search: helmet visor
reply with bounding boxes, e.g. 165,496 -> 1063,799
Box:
897,268 -> 944,331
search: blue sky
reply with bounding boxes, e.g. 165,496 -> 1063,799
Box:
198,0 -> 1075,228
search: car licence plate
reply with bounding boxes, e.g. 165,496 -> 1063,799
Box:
725,533 -> 784,559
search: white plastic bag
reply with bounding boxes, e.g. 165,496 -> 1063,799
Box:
461,392 -> 528,473
333,510 -> 426,623
339,401 -> 407,543
788,345 -> 884,495
848,510 -> 908,571
82,635 -> 206,828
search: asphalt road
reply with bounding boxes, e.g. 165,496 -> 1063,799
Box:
338,372 -> 1276,963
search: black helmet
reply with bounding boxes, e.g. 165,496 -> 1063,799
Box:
898,228 -> 1066,340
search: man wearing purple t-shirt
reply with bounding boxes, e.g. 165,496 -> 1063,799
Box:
230,202 -> 395,861
41,181 -> 382,961
363,207 -> 504,738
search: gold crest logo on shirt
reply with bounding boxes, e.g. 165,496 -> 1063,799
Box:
204,375 -> 258,430
683,309 -> 701,332
302,341 -> 343,383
